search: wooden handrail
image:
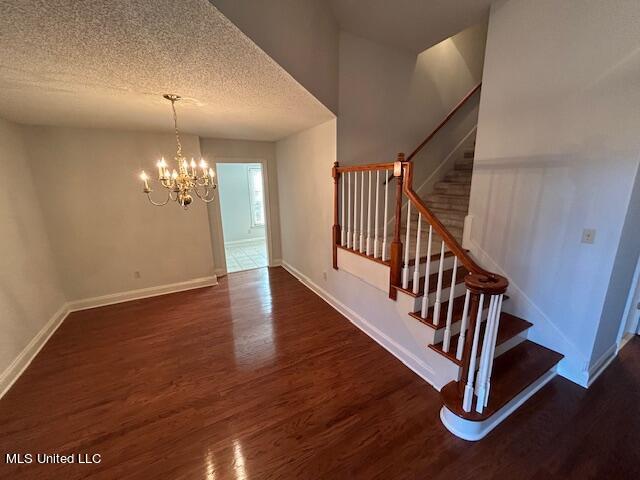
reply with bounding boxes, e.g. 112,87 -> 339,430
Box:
406,82 -> 481,162
401,160 -> 492,278
336,162 -> 395,173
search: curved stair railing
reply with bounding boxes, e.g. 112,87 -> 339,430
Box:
332,80 -> 514,414
334,157 -> 508,415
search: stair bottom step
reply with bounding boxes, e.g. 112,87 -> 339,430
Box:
440,340 -> 563,422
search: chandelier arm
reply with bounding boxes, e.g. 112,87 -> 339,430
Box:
193,184 -> 216,202
145,190 -> 171,206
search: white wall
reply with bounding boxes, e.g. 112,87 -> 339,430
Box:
277,119 -> 456,389
337,21 -> 487,177
24,126 -> 216,301
470,0 -> 640,385
211,0 -> 339,114
0,118 -> 66,376
199,138 -> 281,272
216,163 -> 265,243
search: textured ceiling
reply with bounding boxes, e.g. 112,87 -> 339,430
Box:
329,0 -> 492,53
0,0 -> 333,140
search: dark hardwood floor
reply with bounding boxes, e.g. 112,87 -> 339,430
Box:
0,267 -> 638,479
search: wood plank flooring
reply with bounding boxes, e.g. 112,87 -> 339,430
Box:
0,267 -> 638,479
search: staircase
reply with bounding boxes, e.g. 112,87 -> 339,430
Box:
330,82 -> 565,441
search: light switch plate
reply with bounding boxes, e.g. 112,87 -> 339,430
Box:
581,229 -> 596,244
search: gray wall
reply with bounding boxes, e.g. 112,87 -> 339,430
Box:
24,126 -> 216,301
469,0 -> 640,385
217,163 -> 265,244
337,21 -> 487,173
0,118 -> 66,377
211,0 -> 339,114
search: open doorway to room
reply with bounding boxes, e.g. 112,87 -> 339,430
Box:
217,162 -> 268,273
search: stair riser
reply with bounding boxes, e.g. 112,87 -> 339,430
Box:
435,184 -> 471,196
445,172 -> 472,183
412,254 -> 456,274
427,202 -> 469,213
397,282 -> 467,317
432,305 -> 493,344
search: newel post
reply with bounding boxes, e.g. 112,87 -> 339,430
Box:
332,161 -> 340,270
389,153 -> 405,299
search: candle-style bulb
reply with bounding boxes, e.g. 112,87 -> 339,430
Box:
140,171 -> 148,181
199,158 -> 207,169
209,167 -> 215,179
172,169 -> 178,179
190,158 -> 196,168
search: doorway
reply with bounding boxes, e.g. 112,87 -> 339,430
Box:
217,163 -> 268,273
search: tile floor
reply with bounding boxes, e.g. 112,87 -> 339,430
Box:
224,239 -> 268,273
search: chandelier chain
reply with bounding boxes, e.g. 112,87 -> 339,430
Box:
170,98 -> 182,157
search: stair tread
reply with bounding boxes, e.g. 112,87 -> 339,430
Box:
441,340 -> 564,421
397,266 -> 468,298
428,312 -> 532,365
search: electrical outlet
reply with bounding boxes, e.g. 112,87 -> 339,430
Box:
133,271 -> 141,279
581,229 -> 596,244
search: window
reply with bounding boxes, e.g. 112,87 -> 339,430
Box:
247,166 -> 265,227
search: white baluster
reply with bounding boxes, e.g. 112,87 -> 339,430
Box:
352,171 -> 358,249
402,202 -> 411,289
420,225 -> 433,318
432,241 -> 446,326
455,290 -> 471,360
359,171 -> 365,252
382,173 -> 389,261
347,172 -> 352,249
442,256 -> 459,352
374,170 -> 380,258
341,172 -> 346,246
366,171 -> 372,255
412,213 -> 422,294
475,295 -> 498,414
483,294 -> 504,407
463,293 -> 485,412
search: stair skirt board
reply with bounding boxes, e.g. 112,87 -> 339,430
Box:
440,366 -> 558,441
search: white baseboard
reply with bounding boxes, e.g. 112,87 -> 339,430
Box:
280,261 -> 437,389
67,276 -> 218,312
0,305 -> 70,399
269,258 -> 283,267
586,343 -> 618,387
224,237 -> 266,247
0,275 -> 219,399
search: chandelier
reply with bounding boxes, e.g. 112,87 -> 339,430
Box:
139,94 -> 217,208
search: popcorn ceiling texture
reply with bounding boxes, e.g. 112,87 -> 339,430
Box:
0,0 -> 333,140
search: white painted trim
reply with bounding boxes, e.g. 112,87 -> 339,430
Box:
440,366 -> 558,441
617,255 -> 640,345
586,343 -> 618,387
269,258 -> 283,268
214,157 -> 276,271
0,305 -> 70,399
0,275 -> 220,399
224,237 -> 266,247
67,276 -> 218,312
280,261 -> 438,389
